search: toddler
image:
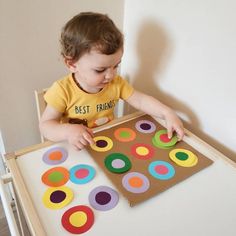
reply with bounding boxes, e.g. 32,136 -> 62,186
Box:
39,12 -> 184,150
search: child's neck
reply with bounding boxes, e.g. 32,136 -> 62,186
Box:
72,73 -> 101,94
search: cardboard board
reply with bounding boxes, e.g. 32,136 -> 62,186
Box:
87,114 -> 213,206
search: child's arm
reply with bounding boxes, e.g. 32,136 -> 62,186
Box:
39,105 -> 94,150
126,90 -> 184,140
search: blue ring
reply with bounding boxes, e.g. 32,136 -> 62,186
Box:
148,161 -> 175,180
69,164 -> 95,184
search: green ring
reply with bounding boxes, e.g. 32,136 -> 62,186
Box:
152,137 -> 172,149
104,153 -> 131,173
153,130 -> 178,147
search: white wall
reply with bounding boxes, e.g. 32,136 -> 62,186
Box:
121,0 -> 236,161
0,0 -> 124,152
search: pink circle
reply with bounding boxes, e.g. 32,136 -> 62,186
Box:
155,165 -> 169,175
75,168 -> 89,179
111,159 -> 125,169
160,134 -> 171,143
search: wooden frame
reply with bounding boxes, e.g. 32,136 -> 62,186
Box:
5,112 -> 236,235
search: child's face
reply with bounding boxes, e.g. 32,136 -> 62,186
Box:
72,48 -> 123,93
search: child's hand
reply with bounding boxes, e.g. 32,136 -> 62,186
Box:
66,124 -> 95,150
164,110 -> 184,141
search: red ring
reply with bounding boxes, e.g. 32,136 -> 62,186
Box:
131,143 -> 155,160
61,205 -> 94,234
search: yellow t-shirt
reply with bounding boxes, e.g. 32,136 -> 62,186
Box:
44,74 -> 134,128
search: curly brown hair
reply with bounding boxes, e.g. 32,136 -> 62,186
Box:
60,12 -> 123,63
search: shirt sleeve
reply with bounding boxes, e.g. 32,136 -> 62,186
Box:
44,81 -> 67,113
117,76 -> 134,100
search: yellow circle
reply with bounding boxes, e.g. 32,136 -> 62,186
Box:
90,136 -> 113,152
69,211 -> 87,227
136,146 -> 149,156
42,186 -> 73,209
169,149 -> 198,167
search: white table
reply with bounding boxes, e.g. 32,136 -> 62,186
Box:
3,112 -> 236,236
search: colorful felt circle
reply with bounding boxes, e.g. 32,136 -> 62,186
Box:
42,146 -> 68,165
104,153 -> 131,173
114,128 -> 136,142
70,164 -> 95,184
42,186 -> 73,209
90,136 -> 113,152
89,186 -> 119,211
122,172 -> 150,193
61,205 -> 94,234
152,130 -> 178,149
169,149 -> 198,167
148,161 -> 175,180
131,143 -> 155,160
135,120 -> 156,133
41,166 -> 69,187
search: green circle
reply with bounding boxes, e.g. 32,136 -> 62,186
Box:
153,130 -> 178,148
175,152 -> 189,161
120,131 -> 131,138
104,153 -> 131,173
48,171 -> 64,182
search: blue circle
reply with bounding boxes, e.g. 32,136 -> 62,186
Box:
148,161 -> 175,180
69,164 -> 96,184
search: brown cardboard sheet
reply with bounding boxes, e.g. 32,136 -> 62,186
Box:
87,114 -> 213,206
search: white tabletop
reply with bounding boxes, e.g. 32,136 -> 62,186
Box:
16,140 -> 236,236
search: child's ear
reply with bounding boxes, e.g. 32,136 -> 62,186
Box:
64,58 -> 77,72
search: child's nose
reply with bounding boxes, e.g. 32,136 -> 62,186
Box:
105,68 -> 115,80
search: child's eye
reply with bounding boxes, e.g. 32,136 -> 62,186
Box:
95,69 -> 106,73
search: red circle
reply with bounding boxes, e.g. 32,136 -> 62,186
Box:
75,168 -> 89,179
155,165 -> 169,175
61,205 -> 94,234
159,134 -> 171,143
130,143 -> 155,160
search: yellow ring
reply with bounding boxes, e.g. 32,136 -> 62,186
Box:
169,149 -> 198,167
90,136 -> 113,152
42,186 -> 73,209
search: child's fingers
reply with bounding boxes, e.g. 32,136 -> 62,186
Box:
167,126 -> 173,139
176,127 -> 185,140
83,131 -> 95,145
86,128 -> 94,137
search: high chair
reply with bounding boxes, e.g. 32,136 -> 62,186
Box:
34,89 -> 48,143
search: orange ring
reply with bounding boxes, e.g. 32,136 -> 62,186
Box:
114,128 -> 136,142
41,167 -> 69,187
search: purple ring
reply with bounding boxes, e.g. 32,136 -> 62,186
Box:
135,120 -> 156,133
89,186 -> 119,211
122,172 -> 150,193
42,147 -> 68,165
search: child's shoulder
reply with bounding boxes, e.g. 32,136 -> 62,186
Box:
56,74 -> 73,86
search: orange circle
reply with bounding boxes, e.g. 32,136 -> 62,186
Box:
41,167 -> 69,187
49,151 -> 63,160
128,176 -> 143,188
114,128 -> 136,142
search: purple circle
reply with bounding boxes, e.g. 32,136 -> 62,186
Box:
111,159 -> 125,168
96,139 -> 108,148
140,123 -> 151,130
89,186 -> 119,211
95,191 -> 111,205
50,190 -> 66,203
122,172 -> 150,193
42,146 -> 68,165
135,120 -> 156,133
